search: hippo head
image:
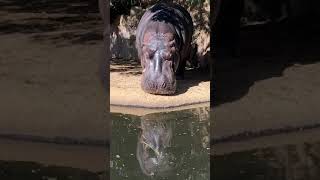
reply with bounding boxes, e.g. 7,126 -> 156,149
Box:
136,120 -> 175,176
140,25 -> 180,95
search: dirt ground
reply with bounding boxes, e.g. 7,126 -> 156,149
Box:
213,60 -> 320,139
110,58 -> 210,109
212,22 -> 320,139
0,0 -> 108,172
0,0 -> 107,141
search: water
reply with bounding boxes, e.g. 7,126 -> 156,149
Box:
213,131 -> 320,180
0,161 -> 103,180
110,107 -> 210,180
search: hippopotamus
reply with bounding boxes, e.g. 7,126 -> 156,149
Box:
136,2 -> 193,95
136,119 -> 174,176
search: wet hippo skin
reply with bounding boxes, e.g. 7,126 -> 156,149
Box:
136,2 -> 193,95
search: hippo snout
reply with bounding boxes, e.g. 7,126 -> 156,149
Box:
141,71 -> 176,95
141,50 -> 177,95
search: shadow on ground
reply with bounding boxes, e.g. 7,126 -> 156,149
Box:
0,0 -> 103,45
176,68 -> 210,95
212,20 -> 320,107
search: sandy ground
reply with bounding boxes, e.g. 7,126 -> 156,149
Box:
212,22 -> 320,140
0,0 -> 108,171
110,103 -> 209,116
0,1 -> 107,141
213,61 -> 320,139
110,61 -> 210,109
0,34 -> 108,140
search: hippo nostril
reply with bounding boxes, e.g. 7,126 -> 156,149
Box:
161,82 -> 166,88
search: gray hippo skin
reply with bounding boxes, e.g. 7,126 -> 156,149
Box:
136,120 -> 174,176
136,3 -> 193,95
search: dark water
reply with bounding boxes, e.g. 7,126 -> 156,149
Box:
110,107 -> 210,180
0,161 -> 103,180
213,136 -> 320,180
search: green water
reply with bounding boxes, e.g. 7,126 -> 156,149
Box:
110,107 -> 210,180
213,139 -> 320,180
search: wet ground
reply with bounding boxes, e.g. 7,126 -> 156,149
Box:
110,107 -> 210,180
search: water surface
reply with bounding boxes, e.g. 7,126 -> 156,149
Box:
110,107 -> 210,180
213,130 -> 320,180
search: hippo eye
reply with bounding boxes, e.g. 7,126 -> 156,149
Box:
148,52 -> 154,59
147,49 -> 155,59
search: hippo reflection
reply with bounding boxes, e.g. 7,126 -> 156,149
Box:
136,119 -> 176,176
136,2 -> 193,95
